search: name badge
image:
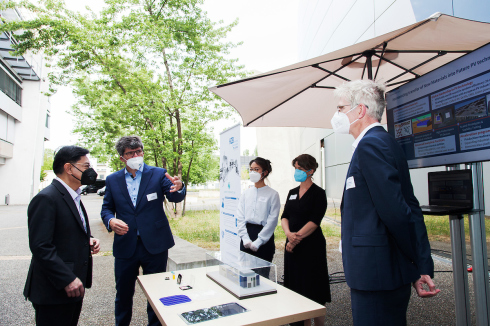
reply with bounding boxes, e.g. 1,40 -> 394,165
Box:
258,196 -> 267,202
346,176 -> 355,190
289,194 -> 297,200
147,192 -> 158,201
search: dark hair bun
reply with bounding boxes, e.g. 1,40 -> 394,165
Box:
249,157 -> 272,176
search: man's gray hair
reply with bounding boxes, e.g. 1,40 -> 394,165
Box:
333,79 -> 386,122
115,136 -> 144,156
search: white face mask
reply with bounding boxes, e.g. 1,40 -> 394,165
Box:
249,171 -> 263,183
125,156 -> 144,170
331,106 -> 359,134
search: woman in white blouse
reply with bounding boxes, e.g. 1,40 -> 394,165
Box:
237,157 -> 281,268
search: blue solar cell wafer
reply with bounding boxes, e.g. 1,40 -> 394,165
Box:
159,295 -> 191,306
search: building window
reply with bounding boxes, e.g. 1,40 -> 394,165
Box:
45,113 -> 50,128
0,68 -> 22,106
0,110 -> 7,141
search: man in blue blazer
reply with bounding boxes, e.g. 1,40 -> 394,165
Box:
331,80 -> 440,326
101,136 -> 186,326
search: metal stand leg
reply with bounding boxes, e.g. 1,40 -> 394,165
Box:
449,214 -> 471,326
468,163 -> 490,326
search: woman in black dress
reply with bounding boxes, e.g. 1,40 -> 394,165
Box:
281,154 -> 330,326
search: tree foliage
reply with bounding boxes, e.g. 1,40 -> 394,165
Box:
1,0 -> 245,215
40,148 -> 55,181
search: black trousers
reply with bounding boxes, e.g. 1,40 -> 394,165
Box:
33,300 -> 83,326
240,223 -> 275,278
351,283 -> 412,326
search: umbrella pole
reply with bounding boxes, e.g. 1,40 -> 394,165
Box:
364,50 -> 374,80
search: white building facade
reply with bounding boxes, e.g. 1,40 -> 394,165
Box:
0,8 -> 50,205
257,0 -> 490,213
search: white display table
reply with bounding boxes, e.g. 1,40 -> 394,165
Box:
137,266 -> 326,326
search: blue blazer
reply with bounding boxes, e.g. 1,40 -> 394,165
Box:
101,164 -> 186,259
341,126 -> 434,291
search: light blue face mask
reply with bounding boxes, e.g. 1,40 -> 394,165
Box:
294,169 -> 311,182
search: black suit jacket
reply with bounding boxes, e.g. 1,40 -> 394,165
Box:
341,126 -> 434,291
24,179 -> 93,305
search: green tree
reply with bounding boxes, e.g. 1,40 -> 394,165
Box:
241,165 -> 249,180
1,0 -> 245,216
40,148 -> 55,181
242,149 -> 250,156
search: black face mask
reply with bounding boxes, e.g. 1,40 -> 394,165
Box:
71,164 -> 98,185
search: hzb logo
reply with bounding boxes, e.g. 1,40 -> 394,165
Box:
229,137 -> 235,144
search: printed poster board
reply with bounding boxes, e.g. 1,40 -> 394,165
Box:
219,124 -> 241,263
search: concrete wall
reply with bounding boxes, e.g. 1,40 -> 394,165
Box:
0,71 -> 50,205
297,0 -> 416,59
256,127 -> 331,204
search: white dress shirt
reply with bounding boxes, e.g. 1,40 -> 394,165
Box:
236,185 -> 281,248
108,164 -> 186,231
352,122 -> 382,151
55,177 -> 87,232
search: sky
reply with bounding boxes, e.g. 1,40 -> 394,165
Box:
44,0 -> 301,155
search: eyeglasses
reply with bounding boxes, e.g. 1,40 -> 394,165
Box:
73,163 -> 92,169
336,104 -> 352,113
336,103 -> 368,113
123,149 -> 143,158
71,163 -> 93,171
337,104 -> 369,113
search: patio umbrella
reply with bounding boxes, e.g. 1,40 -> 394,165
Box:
209,13 -> 490,129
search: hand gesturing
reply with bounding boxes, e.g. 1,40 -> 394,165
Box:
165,173 -> 183,192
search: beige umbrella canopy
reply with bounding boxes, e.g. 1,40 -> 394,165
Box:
209,13 -> 490,129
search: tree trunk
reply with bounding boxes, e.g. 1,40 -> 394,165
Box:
164,201 -> 183,219
162,47 -> 184,218
182,141 -> 195,217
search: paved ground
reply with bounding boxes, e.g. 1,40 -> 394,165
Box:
185,191 -> 220,211
0,195 -> 148,326
0,194 -> 482,325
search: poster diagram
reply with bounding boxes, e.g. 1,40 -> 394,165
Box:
455,96 -> 487,123
432,106 -> 456,129
219,154 -> 239,187
394,119 -> 412,138
412,113 -> 432,134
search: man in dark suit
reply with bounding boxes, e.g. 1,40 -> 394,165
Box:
331,80 -> 440,326
24,146 -> 100,326
101,136 -> 186,326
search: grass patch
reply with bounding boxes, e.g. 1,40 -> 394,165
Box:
94,251 -> 113,257
171,210 -> 341,251
325,207 -> 342,222
424,215 -> 490,242
169,210 -> 221,250
172,211 -> 490,250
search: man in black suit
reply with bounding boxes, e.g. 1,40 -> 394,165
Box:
24,146 -> 101,326
331,80 -> 439,325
